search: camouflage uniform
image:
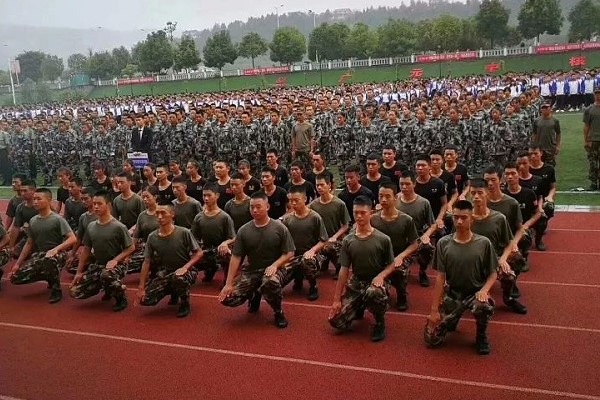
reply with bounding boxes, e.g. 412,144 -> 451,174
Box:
193,121 -> 214,175
93,132 -> 116,172
79,131 -> 95,181
238,123 -> 262,172
220,267 -> 265,308
319,241 -> 342,275
485,120 -> 513,169
151,125 -> 168,165
213,123 -> 236,166
328,276 -> 390,331
69,262 -> 128,300
262,122 -> 289,163
331,124 -> 354,177
195,248 -> 230,283
409,121 -> 434,165
38,130 -> 57,184
261,256 -> 321,308
139,268 -> 198,306
9,252 -> 66,292
586,142 -> 600,186
56,130 -> 80,176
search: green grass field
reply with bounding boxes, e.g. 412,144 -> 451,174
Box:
88,50 -> 600,98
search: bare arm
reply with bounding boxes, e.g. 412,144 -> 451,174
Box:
330,224 -> 349,242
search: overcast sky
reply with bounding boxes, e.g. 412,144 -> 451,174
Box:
1,0 -> 465,31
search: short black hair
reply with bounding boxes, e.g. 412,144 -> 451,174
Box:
93,189 -> 113,205
344,164 -> 361,175
57,167 -> 73,177
453,199 -> 473,211
366,153 -> 380,162
289,185 -> 307,196
378,182 -> 398,195
429,148 -> 444,157
69,176 -> 83,187
12,173 -> 27,182
353,195 -> 373,208
261,166 -> 276,177
81,186 -> 96,197
172,175 -> 188,185
202,182 -> 219,194
21,179 -> 36,189
142,185 -> 159,196
230,172 -> 244,180
444,144 -> 460,153
250,191 -> 269,202
290,160 -> 305,170
34,187 -> 53,200
470,178 -> 486,189
483,165 -> 502,178
415,154 -> 431,164
504,161 -> 518,170
315,173 -> 332,185
399,170 -> 416,182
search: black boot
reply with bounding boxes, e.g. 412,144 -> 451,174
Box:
396,293 -> 408,312
535,238 -> 546,251
248,291 -> 262,313
292,277 -> 303,291
49,288 -> 63,304
506,299 -> 527,314
112,295 -> 128,312
354,306 -> 365,320
307,285 -> 319,301
177,301 -> 191,318
168,294 -> 179,305
274,310 -> 289,329
418,269 -> 430,287
476,320 -> 491,355
371,319 -> 386,342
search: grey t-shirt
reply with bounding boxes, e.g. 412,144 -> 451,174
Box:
488,194 -> 523,235
339,229 -> 395,281
144,226 -> 200,272
533,116 -> 560,151
583,104 -> 600,141
434,233 -> 498,296
232,219 -> 296,271
64,198 -> 88,231
173,197 -> 203,228
83,218 -> 133,265
308,197 -> 350,237
224,197 -> 253,233
471,210 -> 513,257
396,195 -> 436,235
370,212 -> 419,255
282,210 -> 329,255
191,210 -> 235,248
29,212 -> 73,253
14,203 -> 38,228
134,211 -> 159,241
77,211 -> 97,241
112,193 -> 144,229
292,122 -> 314,152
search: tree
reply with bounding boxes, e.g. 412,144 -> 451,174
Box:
203,31 -> 238,70
0,70 -> 11,86
476,0 -> 510,48
86,51 -> 118,79
345,23 -> 378,59
375,19 -> 417,57
175,35 -> 202,71
307,23 -> 350,61
111,46 -> 131,74
568,0 -> 600,41
121,64 -> 138,78
40,55 -> 64,81
137,31 -> 175,74
269,27 -> 306,65
431,15 -> 464,52
459,18 -> 486,50
517,0 -> 564,40
67,53 -> 88,73
415,20 -> 436,52
16,51 -> 46,82
21,78 -> 36,104
238,32 -> 268,68
35,82 -> 52,102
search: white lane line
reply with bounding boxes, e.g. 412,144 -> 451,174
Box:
1,322 -> 598,400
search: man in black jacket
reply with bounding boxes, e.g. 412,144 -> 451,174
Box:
131,115 -> 153,155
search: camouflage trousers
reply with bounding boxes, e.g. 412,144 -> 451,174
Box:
586,142 -> 600,185
294,150 -> 312,171
216,152 -> 236,168
9,252 -> 66,291
335,156 -> 351,187
498,252 -> 526,304
195,249 -> 230,283
541,150 -> 557,167
139,268 -> 198,306
221,267 -> 265,308
405,240 -> 436,271
261,256 -> 321,310
241,153 -> 262,175
69,262 -> 127,300
320,241 -> 342,273
127,241 -> 146,274
424,287 -> 495,347
328,276 -> 390,331
0,248 -> 10,268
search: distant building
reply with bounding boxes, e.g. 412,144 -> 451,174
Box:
330,8 -> 353,21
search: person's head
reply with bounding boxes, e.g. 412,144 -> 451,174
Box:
516,151 -> 531,175
186,160 -> 201,177
541,102 -> 552,117
156,164 -> 169,182
33,188 -> 53,211
249,191 -> 270,220
19,179 -> 36,201
156,204 -> 175,226
444,144 -> 459,164
115,171 -> 132,193
12,173 -> 27,193
429,148 -> 444,170
92,190 -> 113,216
202,182 -> 220,207
238,159 -> 251,177
528,144 -> 543,164
366,153 -> 381,175
57,167 -> 73,185
312,152 -> 326,170
141,185 -> 159,209
415,154 -> 431,177
344,164 -> 361,189
469,179 -> 488,207
289,161 -> 304,180
68,177 -> 83,198
382,147 -> 396,164
143,163 -> 156,180
315,173 -> 333,196
169,160 -> 181,174
94,163 -> 107,178
288,186 -> 307,212
452,199 -> 474,232
172,176 -> 188,199
266,149 -> 279,166
260,166 -> 276,187
81,187 -> 96,209
214,160 -> 230,179
504,161 -> 519,186
483,165 -> 502,193
398,170 -> 416,195
352,195 -> 373,227
230,172 -> 246,196
378,182 -> 397,209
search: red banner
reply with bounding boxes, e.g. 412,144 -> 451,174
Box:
485,63 -> 500,73
411,68 -> 424,78
416,51 -> 479,63
535,41 -> 600,54
243,66 -> 291,76
570,56 -> 587,68
117,77 -> 155,86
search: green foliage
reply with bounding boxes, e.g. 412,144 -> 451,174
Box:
203,31 -> 238,70
0,70 -> 10,86
16,51 -> 47,82
111,46 -> 132,74
175,35 -> 202,71
40,55 -> 64,81
86,51 -> 118,79
307,23 -> 350,61
345,23 -> 378,59
238,32 -> 268,68
269,27 -> 306,65
431,14 -> 466,52
568,0 -> 600,41
476,0 -> 510,47
67,53 -> 88,73
121,64 -> 138,78
21,78 -> 36,104
376,19 -> 417,57
518,0 -> 564,39
136,31 -> 175,73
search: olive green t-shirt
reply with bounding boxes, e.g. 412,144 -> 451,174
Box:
191,210 -> 235,248
173,197 -> 203,229
281,210 -> 329,255
396,195 -> 435,235
339,229 -> 394,281
64,198 -> 88,231
433,233 -> 498,296
488,194 -> 523,235
224,197 -> 253,232
28,212 -> 73,253
292,121 -> 314,152
112,193 -> 144,229
308,197 -> 350,237
370,212 -> 419,256
83,218 -> 133,265
76,211 -> 97,241
134,211 -> 159,242
14,203 -> 38,228
471,210 -> 513,257
144,226 -> 200,272
232,219 -> 296,271
583,104 -> 600,141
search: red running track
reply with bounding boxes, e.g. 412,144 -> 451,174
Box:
1,205 -> 600,400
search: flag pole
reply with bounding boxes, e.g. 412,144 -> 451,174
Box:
8,58 -> 16,105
